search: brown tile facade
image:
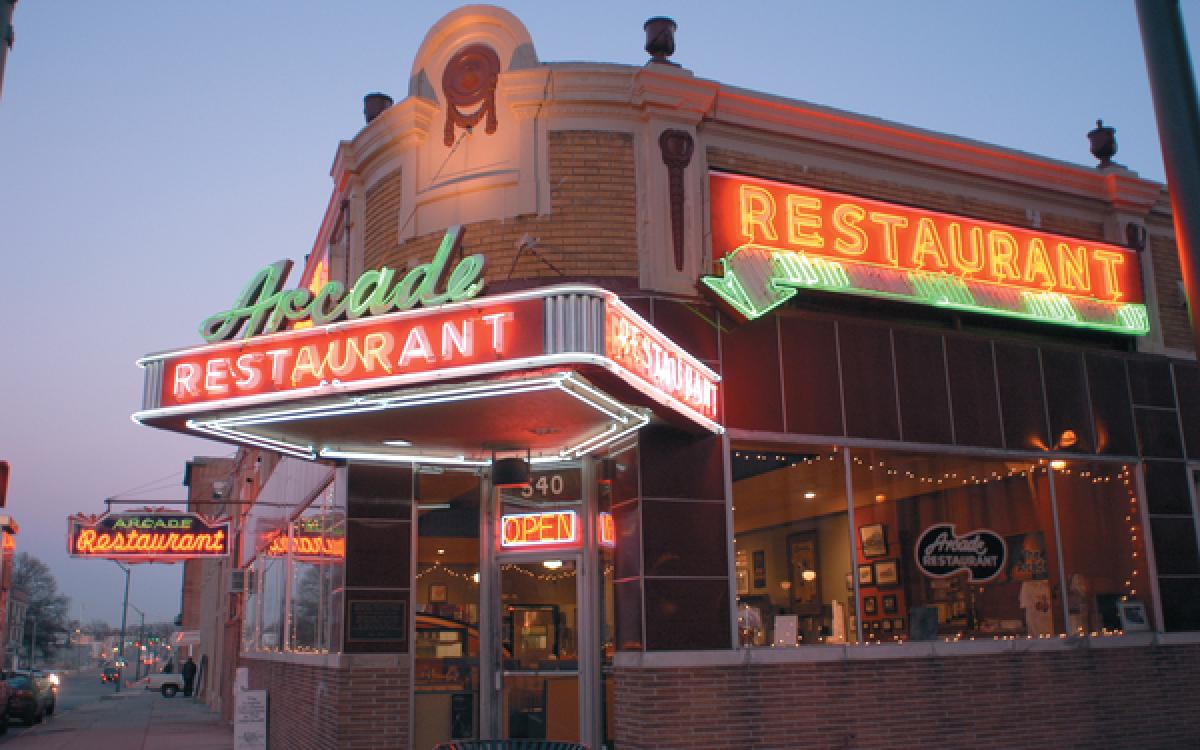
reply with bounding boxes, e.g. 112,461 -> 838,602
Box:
613,645 -> 1200,750
244,656 -> 411,750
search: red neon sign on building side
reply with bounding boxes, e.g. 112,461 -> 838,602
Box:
709,172 -> 1143,305
605,306 -> 719,421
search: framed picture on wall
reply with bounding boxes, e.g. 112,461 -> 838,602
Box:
752,550 -> 767,589
857,563 -> 875,586
787,532 -> 821,614
863,596 -> 878,616
1118,600 -> 1150,632
882,594 -> 898,614
429,583 -> 448,603
874,559 -> 900,587
859,523 -> 888,558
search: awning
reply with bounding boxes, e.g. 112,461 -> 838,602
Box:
134,285 -> 722,464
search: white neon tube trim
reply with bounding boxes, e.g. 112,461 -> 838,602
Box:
562,424 -> 618,457
219,379 -> 564,429
560,372 -> 639,419
318,450 -> 488,467
555,382 -> 629,423
187,420 -> 316,460
563,414 -> 649,458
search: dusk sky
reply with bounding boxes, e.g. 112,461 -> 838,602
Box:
1,2 -> 1198,627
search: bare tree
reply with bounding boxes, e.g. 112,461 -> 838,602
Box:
12,553 -> 69,660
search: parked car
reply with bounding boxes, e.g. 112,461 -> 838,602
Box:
5,673 -> 52,726
145,671 -> 185,698
101,666 -> 120,683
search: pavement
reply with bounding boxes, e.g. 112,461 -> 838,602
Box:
1,676 -> 232,750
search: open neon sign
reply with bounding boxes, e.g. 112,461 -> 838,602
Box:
703,172 -> 1148,334
68,511 -> 230,560
501,511 -> 579,548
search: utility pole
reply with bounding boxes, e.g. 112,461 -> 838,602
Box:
1136,0 -> 1200,351
0,1 -> 14,101
114,562 -> 130,693
129,604 -> 145,681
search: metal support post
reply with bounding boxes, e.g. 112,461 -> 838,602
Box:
1136,0 -> 1200,350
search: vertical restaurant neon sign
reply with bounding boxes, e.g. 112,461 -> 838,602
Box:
605,305 -> 719,421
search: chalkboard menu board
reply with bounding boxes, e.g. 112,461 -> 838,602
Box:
348,599 -> 407,642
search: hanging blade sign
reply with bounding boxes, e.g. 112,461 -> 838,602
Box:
68,510 -> 231,561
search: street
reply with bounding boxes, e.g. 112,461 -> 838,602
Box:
0,667 -> 230,749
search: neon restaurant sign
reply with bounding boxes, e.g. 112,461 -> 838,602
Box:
68,511 -> 231,561
702,172 -> 1148,335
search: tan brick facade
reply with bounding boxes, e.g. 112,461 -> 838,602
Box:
364,169 -> 404,267
364,131 -> 639,287
1150,229 -> 1194,351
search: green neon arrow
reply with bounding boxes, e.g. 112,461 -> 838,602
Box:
701,246 -> 797,320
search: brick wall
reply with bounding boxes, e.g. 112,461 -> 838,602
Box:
1149,230 -> 1193,351
613,644 -> 1200,750
364,130 -> 639,285
244,655 -> 411,750
365,169 -> 404,264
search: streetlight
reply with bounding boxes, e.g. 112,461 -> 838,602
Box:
114,562 -> 130,693
128,604 -> 145,681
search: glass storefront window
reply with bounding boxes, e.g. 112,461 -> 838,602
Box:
286,482 -> 345,653
413,469 -> 482,749
731,444 -> 853,645
256,554 -> 286,652
850,450 -> 1063,641
1052,461 -> 1155,633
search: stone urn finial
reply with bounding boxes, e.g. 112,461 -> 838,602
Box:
644,17 -> 677,65
1088,119 -> 1117,168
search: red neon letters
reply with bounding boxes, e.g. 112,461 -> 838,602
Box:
68,512 -> 231,560
501,511 -> 579,548
709,173 -> 1144,305
160,300 -> 541,407
606,306 -> 719,421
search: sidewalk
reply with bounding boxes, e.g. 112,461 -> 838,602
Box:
7,691 -> 232,749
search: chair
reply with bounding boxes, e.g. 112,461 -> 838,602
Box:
432,742 -> 589,750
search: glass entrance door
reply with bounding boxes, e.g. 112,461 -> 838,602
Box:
499,559 -> 581,741
485,462 -> 594,745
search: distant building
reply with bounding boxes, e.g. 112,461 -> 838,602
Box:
6,587 -> 26,671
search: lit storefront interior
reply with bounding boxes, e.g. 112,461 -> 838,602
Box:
733,446 -> 1149,647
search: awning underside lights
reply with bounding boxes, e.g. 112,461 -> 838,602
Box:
185,372 -> 649,466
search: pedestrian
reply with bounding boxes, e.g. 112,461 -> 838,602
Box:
163,658 -> 174,673
181,656 -> 197,697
